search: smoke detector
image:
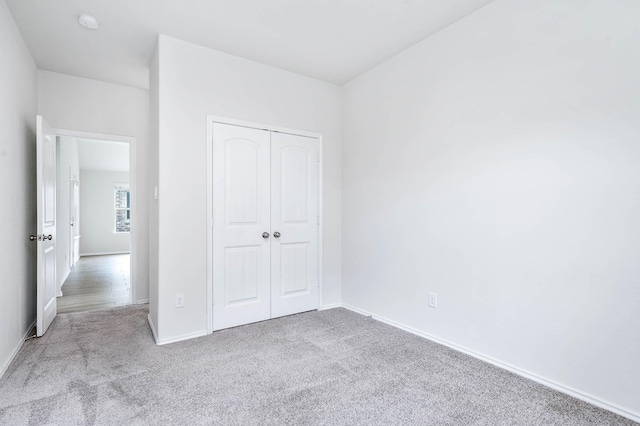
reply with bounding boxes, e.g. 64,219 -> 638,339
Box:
78,14 -> 99,30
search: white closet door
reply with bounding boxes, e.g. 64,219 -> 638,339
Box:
270,132 -> 319,318
212,123 -> 271,330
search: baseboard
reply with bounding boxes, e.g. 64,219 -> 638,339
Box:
147,314 -> 159,344
57,268 -> 70,290
0,319 -> 36,380
136,299 -> 149,305
146,314 -> 207,346
341,303 -> 640,423
155,330 -> 208,346
80,251 -> 130,257
319,303 -> 342,310
340,304 -> 371,317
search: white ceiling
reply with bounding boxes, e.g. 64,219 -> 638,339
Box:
6,0 -> 494,89
77,139 -> 130,173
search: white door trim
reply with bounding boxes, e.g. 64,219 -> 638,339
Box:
206,115 -> 324,334
53,128 -> 137,305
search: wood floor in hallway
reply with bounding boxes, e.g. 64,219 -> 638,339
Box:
57,254 -> 131,314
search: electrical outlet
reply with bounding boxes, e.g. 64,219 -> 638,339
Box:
175,293 -> 185,308
428,292 -> 438,308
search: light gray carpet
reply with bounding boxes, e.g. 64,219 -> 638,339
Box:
0,306 -> 635,426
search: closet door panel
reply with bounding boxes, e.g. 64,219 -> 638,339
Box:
270,132 -> 319,318
212,123 -> 271,330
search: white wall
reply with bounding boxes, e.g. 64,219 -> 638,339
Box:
0,0 -> 37,377
79,170 -> 130,256
152,35 -> 342,342
55,136 -> 79,291
38,71 -> 150,302
342,0 -> 640,419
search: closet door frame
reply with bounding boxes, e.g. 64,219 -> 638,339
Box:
206,115 -> 324,334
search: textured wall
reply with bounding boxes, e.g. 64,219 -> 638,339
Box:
343,0 -> 640,418
153,35 -> 343,342
0,0 -> 37,377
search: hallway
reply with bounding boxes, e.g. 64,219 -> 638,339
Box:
57,254 -> 131,314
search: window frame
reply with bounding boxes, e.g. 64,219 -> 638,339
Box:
114,183 -> 131,233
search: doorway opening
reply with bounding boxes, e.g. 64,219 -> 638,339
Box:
54,131 -> 135,314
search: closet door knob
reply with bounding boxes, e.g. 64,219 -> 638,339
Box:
273,232 -> 281,238
262,232 -> 270,239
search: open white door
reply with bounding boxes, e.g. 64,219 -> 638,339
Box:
69,175 -> 79,268
34,115 -> 57,337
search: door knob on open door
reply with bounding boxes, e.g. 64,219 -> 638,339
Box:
273,232 -> 281,238
44,234 -> 53,240
262,232 -> 270,239
29,235 -> 38,241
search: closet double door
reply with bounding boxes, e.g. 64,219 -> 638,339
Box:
211,123 -> 319,331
